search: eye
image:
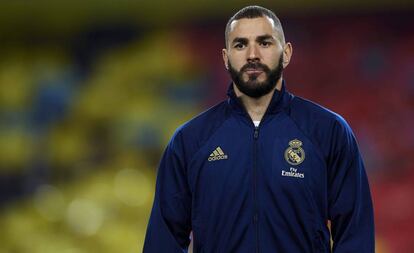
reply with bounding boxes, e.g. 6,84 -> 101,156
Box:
234,43 -> 246,49
260,41 -> 272,47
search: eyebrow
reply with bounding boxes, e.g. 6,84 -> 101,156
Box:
231,37 -> 248,45
256,34 -> 275,42
231,34 -> 275,46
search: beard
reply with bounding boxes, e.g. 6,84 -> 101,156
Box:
227,54 -> 284,98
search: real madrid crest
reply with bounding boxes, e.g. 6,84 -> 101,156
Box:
284,139 -> 305,165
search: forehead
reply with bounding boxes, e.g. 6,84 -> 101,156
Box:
229,16 -> 276,39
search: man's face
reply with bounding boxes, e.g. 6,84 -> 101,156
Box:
223,16 -> 287,98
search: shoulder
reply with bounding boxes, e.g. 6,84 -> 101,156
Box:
286,94 -> 356,158
178,100 -> 229,136
168,100 -> 230,159
289,95 -> 345,124
288,95 -> 353,133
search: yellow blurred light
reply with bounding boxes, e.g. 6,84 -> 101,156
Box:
97,220 -> 145,253
0,129 -> 34,171
47,124 -> 90,167
114,168 -> 151,207
21,233 -> 78,253
66,198 -> 104,236
33,184 -> 66,222
0,60 -> 33,109
61,248 -> 86,253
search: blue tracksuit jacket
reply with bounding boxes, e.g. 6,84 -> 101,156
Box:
143,81 -> 375,253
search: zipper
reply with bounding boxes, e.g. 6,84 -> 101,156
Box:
231,86 -> 280,253
253,126 -> 259,253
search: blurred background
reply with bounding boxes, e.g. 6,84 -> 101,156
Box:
0,0 -> 413,252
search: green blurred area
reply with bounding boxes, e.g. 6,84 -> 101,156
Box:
0,27 -> 203,252
0,167 -> 154,253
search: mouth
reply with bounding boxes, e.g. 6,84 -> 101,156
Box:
244,69 -> 263,75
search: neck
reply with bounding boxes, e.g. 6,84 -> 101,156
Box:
234,78 -> 283,122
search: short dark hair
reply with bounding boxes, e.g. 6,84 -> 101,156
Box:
225,5 -> 285,48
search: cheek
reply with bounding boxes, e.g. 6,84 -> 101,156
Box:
261,49 -> 282,65
228,54 -> 246,70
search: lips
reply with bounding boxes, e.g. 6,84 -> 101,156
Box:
244,69 -> 263,75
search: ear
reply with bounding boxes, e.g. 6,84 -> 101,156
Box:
222,48 -> 229,70
282,42 -> 293,68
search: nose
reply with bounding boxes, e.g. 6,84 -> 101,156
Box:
247,44 -> 260,62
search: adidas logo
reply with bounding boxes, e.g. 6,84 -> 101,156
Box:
208,147 -> 228,162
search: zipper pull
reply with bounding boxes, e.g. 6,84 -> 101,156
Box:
254,127 -> 259,139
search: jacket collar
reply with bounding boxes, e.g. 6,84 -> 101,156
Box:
226,79 -> 290,116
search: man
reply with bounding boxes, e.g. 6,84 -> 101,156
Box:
143,5 -> 374,253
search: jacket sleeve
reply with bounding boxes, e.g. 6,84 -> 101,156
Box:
143,131 -> 192,253
327,118 -> 375,253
